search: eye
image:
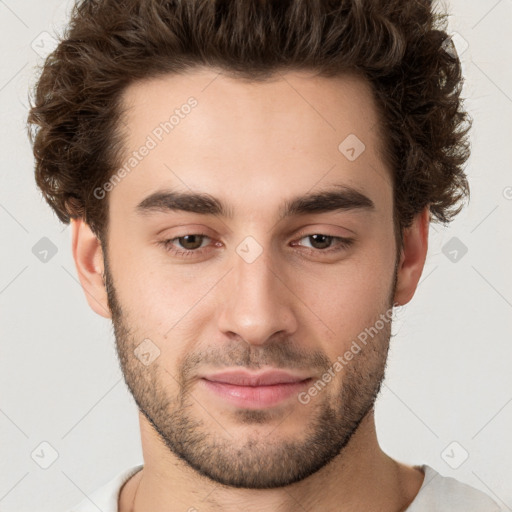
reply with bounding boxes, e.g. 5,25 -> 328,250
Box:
158,231 -> 355,259
160,233 -> 214,257
291,233 -> 354,254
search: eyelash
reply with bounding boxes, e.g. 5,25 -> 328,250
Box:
159,232 -> 215,258
159,231 -> 355,258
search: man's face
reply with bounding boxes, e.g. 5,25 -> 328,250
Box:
104,69 -> 398,488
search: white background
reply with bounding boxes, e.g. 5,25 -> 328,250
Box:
0,0 -> 511,510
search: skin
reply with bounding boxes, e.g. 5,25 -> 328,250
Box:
72,68 -> 429,512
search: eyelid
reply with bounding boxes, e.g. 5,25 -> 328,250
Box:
291,222 -> 357,238
291,232 -> 355,253
292,226 -> 355,243
155,224 -> 216,237
161,232 -> 212,251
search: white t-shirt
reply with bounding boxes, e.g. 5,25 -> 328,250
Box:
68,464 -> 502,511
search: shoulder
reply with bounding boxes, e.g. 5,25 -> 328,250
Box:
406,464 -> 502,512
66,464 -> 144,512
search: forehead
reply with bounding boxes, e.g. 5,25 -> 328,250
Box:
112,68 -> 392,218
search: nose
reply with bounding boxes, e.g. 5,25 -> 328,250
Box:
216,242 -> 298,346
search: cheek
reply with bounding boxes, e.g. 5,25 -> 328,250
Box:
109,218 -> 396,343
294,246 -> 395,345
110,243 -> 220,340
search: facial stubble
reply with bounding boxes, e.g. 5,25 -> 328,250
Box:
103,249 -> 397,489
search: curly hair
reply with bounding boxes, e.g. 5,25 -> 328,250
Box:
27,0 -> 471,245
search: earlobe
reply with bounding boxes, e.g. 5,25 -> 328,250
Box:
71,218 -> 112,319
393,207 -> 430,306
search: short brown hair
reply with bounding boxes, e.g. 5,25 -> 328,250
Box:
27,0 -> 471,244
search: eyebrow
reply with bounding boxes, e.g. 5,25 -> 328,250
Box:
135,185 -> 375,221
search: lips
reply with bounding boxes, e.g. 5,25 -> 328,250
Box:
199,369 -> 312,409
201,369 -> 311,386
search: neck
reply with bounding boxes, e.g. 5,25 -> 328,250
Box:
119,410 -> 424,512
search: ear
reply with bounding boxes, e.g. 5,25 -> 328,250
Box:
393,207 -> 430,306
71,218 -> 111,318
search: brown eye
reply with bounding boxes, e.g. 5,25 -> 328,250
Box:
160,233 -> 213,258
291,232 -> 355,256
306,234 -> 333,250
176,234 -> 206,250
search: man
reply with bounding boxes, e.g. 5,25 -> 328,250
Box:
28,0 -> 501,510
